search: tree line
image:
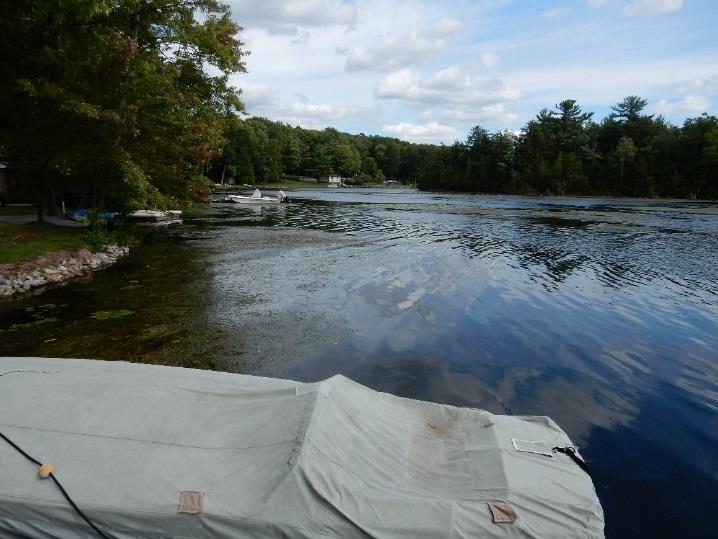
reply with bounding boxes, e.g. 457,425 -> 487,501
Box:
215,97 -> 718,199
209,117 -> 428,186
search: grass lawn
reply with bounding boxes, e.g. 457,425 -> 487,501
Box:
215,181 -> 328,190
0,205 -> 38,216
0,221 -> 85,265
256,181 -> 328,189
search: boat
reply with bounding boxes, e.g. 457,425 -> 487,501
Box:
225,188 -> 287,205
225,194 -> 282,204
128,209 -> 182,221
128,209 -> 183,225
0,357 -> 604,538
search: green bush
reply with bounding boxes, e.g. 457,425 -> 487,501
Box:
81,210 -> 137,252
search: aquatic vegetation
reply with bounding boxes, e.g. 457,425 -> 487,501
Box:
2,303 -> 68,332
139,324 -> 180,342
90,309 -> 135,321
3,317 -> 58,332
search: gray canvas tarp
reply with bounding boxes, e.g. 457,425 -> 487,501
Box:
0,357 -> 604,538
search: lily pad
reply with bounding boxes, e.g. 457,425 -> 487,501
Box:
90,309 -> 135,321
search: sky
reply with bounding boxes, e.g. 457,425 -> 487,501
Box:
225,0 -> 718,143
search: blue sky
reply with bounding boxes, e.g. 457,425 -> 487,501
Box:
227,0 -> 718,143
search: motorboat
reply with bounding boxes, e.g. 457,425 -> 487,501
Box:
0,356 -> 604,538
129,209 -> 183,222
225,188 -> 287,205
225,194 -> 282,204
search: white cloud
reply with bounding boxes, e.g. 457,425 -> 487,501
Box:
654,95 -> 711,115
585,0 -> 609,6
507,56 -> 718,104
432,17 -> 464,37
229,0 -> 357,35
479,53 -> 500,68
376,66 -> 522,107
544,6 -> 572,18
291,97 -> 352,121
623,0 -> 684,16
240,83 -> 276,109
676,75 -> 718,95
249,94 -> 372,130
384,122 -> 459,143
422,103 -> 519,125
343,17 -> 465,72
345,32 -> 447,72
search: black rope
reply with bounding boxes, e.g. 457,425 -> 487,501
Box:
553,445 -> 591,475
0,430 -> 112,538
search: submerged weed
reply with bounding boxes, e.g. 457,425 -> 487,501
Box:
90,309 -> 135,321
3,317 -> 59,332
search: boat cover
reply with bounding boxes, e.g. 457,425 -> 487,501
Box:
0,357 -> 604,538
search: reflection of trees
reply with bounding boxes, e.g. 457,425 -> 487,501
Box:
513,245 -> 590,283
449,215 -> 651,291
224,198 -> 705,298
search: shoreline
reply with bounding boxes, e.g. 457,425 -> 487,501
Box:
0,244 -> 130,299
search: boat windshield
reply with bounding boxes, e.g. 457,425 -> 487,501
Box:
251,188 -> 262,199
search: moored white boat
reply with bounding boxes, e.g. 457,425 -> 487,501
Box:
225,188 -> 287,205
225,194 -> 282,204
129,209 -> 183,221
0,356 -> 605,539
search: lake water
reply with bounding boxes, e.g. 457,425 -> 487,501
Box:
2,189 -> 717,538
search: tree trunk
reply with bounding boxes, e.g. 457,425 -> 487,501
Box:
220,162 -> 226,185
49,185 -> 57,216
37,192 -> 44,223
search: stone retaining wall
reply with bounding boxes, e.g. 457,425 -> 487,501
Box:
0,245 -> 129,298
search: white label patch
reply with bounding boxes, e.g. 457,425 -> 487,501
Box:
511,438 -> 553,457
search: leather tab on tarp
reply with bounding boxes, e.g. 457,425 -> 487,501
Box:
488,502 -> 517,524
178,491 -> 204,514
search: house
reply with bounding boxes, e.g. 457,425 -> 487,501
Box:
328,175 -> 342,187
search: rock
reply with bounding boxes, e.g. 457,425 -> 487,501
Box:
26,278 -> 48,287
75,249 -> 92,264
0,285 -> 11,296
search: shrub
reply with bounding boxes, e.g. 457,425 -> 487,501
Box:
81,209 -> 137,251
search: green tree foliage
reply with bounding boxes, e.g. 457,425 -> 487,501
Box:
615,137 -> 637,182
0,0 -> 247,215
209,99 -> 716,199
609,96 -> 651,123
